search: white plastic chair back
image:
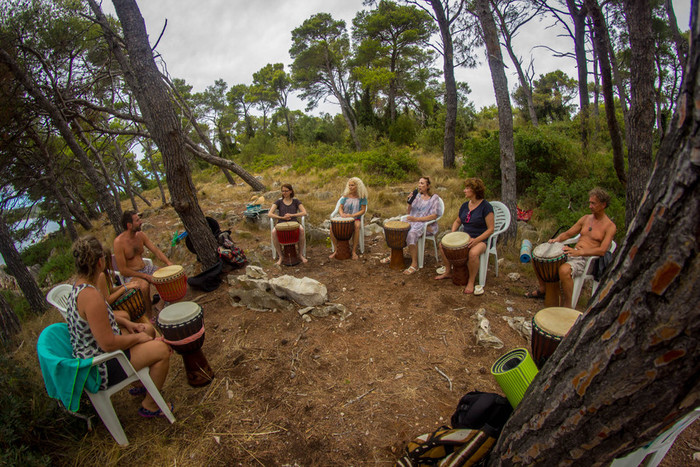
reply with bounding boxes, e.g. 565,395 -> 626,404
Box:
330,197 -> 366,254
46,284 -> 73,320
477,201 -> 511,286
570,239 -> 617,309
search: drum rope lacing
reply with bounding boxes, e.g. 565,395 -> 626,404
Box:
162,326 -> 205,346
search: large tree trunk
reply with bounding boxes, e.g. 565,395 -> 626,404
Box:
490,7 -> 700,463
665,0 -> 688,70
566,0 -> 589,154
0,49 -> 123,235
0,293 -> 21,348
623,0 -> 655,228
0,214 -> 48,315
110,0 -> 219,268
431,0 -> 458,168
586,0 -> 626,185
475,0 -> 516,243
145,150 -> 168,205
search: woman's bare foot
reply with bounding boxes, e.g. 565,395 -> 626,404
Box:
328,252 -> 336,259
352,253 -> 359,260
463,285 -> 474,294
434,273 -> 451,280
301,256 -> 308,264
275,259 -> 282,266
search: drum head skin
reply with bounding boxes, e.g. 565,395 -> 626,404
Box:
442,231 -> 471,248
533,242 -> 565,259
384,220 -> 410,230
153,265 -> 184,279
534,307 -> 582,336
331,217 -> 354,223
158,301 -> 201,324
277,221 -> 300,231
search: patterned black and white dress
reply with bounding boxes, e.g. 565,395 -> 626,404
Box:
65,283 -> 121,390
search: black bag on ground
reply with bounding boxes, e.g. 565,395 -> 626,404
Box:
450,391 -> 513,436
187,260 -> 223,292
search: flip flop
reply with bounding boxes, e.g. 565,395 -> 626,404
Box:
435,266 -> 446,275
380,257 -> 391,264
525,289 -> 545,299
138,401 -> 174,418
403,266 -> 418,275
474,285 -> 484,296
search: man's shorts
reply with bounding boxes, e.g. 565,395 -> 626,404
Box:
123,262 -> 158,283
565,256 -> 587,278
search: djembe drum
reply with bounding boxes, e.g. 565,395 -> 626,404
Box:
152,265 -> 187,302
112,288 -> 146,322
441,231 -> 471,286
276,221 -> 301,266
383,220 -> 410,270
531,307 -> 582,369
331,217 -> 355,260
157,301 -> 214,387
532,242 -> 567,307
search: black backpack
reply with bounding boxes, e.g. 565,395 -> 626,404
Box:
450,391 -> 513,437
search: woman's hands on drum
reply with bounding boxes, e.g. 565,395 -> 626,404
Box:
282,213 -> 294,221
405,215 -> 419,222
125,320 -> 149,335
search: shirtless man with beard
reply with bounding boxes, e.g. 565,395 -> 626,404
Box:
113,210 -> 172,318
527,188 -> 617,308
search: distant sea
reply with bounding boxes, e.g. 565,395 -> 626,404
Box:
0,220 -> 60,266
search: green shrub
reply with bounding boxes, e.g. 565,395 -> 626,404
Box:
38,252 -> 74,286
0,291 -> 30,321
20,234 -> 71,268
388,115 -> 418,146
0,354 -> 80,466
359,145 -> 419,185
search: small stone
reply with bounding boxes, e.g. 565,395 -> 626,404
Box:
508,272 -> 521,281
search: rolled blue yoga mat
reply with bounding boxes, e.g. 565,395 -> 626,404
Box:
520,239 -> 532,263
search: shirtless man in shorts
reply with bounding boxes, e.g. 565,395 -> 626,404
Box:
527,188 -> 617,308
113,210 -> 173,318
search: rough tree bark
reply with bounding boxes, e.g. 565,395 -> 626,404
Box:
586,0 -> 626,185
490,5 -> 700,462
109,0 -> 219,268
623,0 -> 655,228
474,0 -> 517,242
430,0 -> 459,168
0,49 -> 123,235
144,149 -> 168,205
0,292 -> 21,348
0,214 -> 48,315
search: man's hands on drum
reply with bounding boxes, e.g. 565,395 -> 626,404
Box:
563,245 -> 580,256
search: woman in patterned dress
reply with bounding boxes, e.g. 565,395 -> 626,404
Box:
66,236 -> 172,417
329,177 -> 368,260
403,176 -> 443,274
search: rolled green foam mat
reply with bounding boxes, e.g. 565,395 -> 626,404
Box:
491,348 -> 539,408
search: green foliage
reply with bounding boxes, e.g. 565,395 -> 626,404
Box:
0,353 -> 70,466
461,125 -> 578,196
359,145 -> 419,184
20,234 -> 71,268
388,114 -> 418,145
0,291 -> 30,321
38,251 -> 75,286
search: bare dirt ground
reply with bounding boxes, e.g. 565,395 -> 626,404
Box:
34,199 -> 698,466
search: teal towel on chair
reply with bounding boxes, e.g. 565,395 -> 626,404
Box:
36,323 -> 101,412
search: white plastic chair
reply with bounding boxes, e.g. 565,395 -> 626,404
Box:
37,323 -> 175,446
46,284 -> 72,320
610,407 -> 700,467
477,201 -> 511,286
401,197 -> 445,269
563,236 -> 617,309
111,256 -> 153,285
330,197 -> 366,254
270,216 -> 306,260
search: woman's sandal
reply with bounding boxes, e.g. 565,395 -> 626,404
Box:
138,401 -> 174,418
403,266 -> 418,275
525,289 -> 545,299
380,257 -> 391,264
